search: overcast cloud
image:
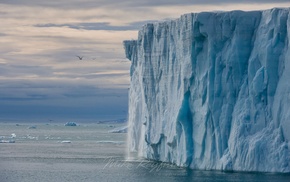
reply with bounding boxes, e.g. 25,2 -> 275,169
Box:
0,0 -> 289,122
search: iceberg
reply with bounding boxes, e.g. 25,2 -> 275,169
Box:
0,140 -> 15,143
108,125 -> 128,133
27,125 -> 37,129
64,122 -> 77,126
60,140 -> 72,144
124,8 -> 290,172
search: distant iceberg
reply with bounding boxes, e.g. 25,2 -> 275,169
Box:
60,140 -> 72,143
124,8 -> 290,173
27,125 -> 37,129
0,140 -> 15,143
108,126 -> 128,133
64,122 -> 77,126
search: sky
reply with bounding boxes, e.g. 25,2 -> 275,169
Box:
0,1 -> 290,122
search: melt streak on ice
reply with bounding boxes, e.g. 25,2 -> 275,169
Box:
124,8 -> 290,172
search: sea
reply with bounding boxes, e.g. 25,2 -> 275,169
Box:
0,122 -> 289,182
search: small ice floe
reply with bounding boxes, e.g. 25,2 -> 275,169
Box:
26,135 -> 38,140
45,136 -> 60,140
27,125 -> 37,129
96,141 -> 125,144
108,126 -> 128,133
64,122 -> 77,126
44,135 -> 54,140
0,140 -> 15,143
11,133 -> 16,138
60,140 -> 71,143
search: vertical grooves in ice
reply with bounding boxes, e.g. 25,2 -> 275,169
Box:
124,8 -> 290,172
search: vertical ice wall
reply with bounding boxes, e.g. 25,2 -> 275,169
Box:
124,8 -> 290,172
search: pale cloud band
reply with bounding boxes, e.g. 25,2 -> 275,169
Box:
0,0 -> 289,121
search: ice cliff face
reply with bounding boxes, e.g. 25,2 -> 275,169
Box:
124,8 -> 290,173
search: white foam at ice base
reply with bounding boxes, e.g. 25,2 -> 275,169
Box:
124,8 -> 290,173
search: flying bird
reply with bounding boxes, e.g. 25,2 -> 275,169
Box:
76,56 -> 84,60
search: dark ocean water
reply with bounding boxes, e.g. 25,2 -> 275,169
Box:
0,123 -> 289,182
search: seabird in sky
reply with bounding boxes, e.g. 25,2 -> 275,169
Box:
76,56 -> 84,60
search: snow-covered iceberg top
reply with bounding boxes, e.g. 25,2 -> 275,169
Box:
124,8 -> 290,173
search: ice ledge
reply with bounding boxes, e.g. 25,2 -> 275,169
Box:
123,40 -> 137,61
